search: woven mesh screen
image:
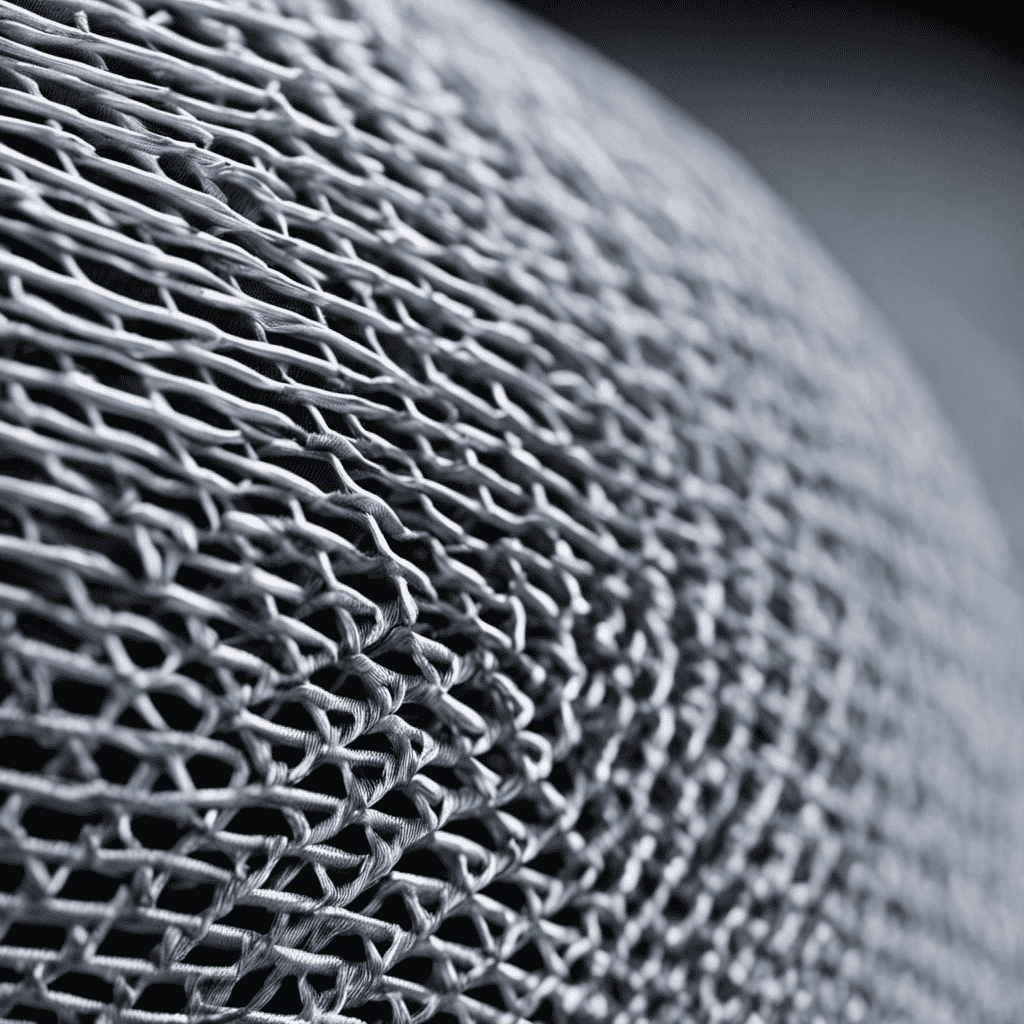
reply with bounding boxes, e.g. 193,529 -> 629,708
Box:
1,0 -> 1024,1022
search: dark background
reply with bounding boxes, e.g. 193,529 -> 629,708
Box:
505,1 -> 1024,579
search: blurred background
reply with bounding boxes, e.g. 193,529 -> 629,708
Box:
506,0 -> 1024,579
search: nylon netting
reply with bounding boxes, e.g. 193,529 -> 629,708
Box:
0,0 -> 1023,1022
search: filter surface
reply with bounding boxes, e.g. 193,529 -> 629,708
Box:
0,1 -> 1022,1022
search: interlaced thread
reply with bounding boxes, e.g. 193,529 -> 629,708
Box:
0,1 -> 1023,1023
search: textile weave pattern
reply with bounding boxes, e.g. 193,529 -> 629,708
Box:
1,0 -> 1023,1022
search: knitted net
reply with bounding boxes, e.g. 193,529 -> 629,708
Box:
1,0 -> 1023,1022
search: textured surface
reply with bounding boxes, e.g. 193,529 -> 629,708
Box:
505,0 -> 1024,581
0,0 -> 1023,1023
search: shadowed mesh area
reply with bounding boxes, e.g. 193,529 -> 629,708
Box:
0,0 -> 1023,1022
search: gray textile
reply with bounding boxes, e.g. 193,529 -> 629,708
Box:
0,0 -> 1023,1022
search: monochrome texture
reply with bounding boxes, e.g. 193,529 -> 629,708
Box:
0,0 -> 1023,1022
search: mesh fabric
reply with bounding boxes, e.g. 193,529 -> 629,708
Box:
0,0 -> 1023,1022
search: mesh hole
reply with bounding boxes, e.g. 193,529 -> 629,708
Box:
465,985 -> 506,1010
156,882 -> 216,915
435,916 -> 479,948
228,967 -> 273,1008
262,975 -> 303,1013
510,942 -> 544,972
347,1000 -> 393,1023
320,933 -> 368,963
394,848 -> 445,880
3,923 -> 65,949
20,805 -> 104,843
442,817 -> 495,851
135,983 -> 188,1012
149,691 -> 203,731
376,894 -> 412,931
307,972 -> 337,993
187,755 -> 234,789
387,956 -> 432,984
92,745 -> 139,782
481,881 -> 526,912
283,864 -> 323,899
51,680 -> 107,717
326,825 -> 371,856
0,863 -> 26,893
131,816 -> 189,850
58,871 -> 122,903
4,1006 -> 59,1024
216,904 -> 276,935
95,930 -> 162,960
225,806 -> 292,838
374,790 -> 419,821
0,735 -> 52,773
296,763 -> 347,798
182,943 -> 239,967
49,972 -> 115,1003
